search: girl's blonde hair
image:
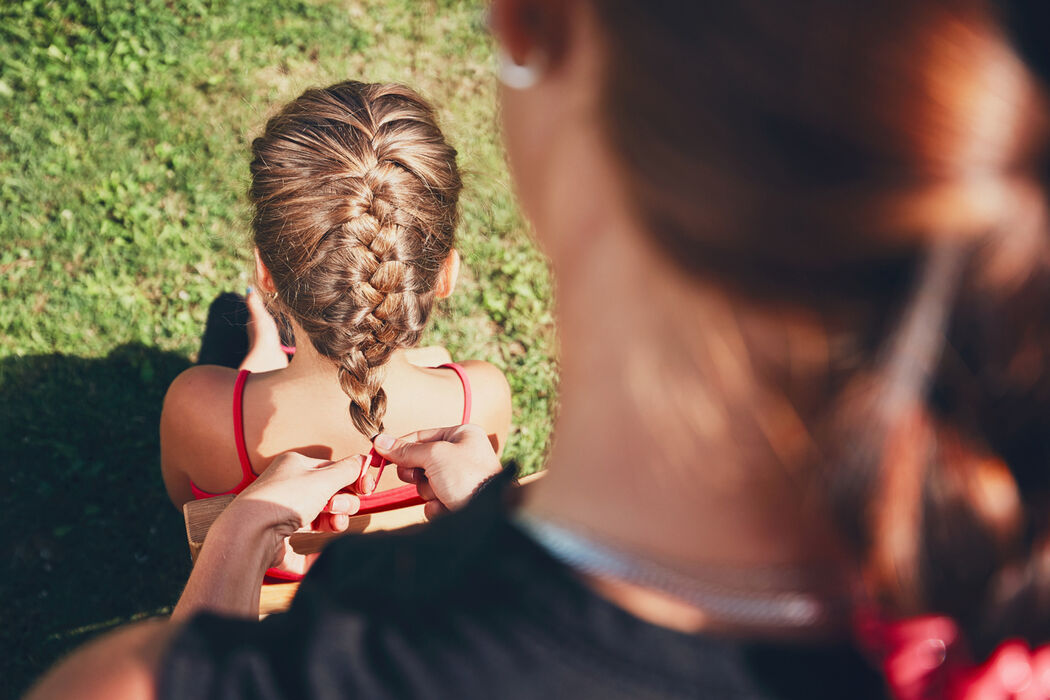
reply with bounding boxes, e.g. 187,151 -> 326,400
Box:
250,81 -> 461,438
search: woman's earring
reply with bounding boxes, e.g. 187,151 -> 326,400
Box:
499,48 -> 544,90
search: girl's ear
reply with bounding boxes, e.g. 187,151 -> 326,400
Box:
435,249 -> 461,299
254,247 -> 277,293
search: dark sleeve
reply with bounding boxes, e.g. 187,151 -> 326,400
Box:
157,465 -> 521,700
159,612 -> 302,699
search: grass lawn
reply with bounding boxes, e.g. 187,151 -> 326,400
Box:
0,1 -> 556,695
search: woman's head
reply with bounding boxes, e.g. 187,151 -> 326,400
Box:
494,0 -> 1050,649
249,81 -> 462,438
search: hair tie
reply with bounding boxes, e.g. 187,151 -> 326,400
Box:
854,609 -> 1050,698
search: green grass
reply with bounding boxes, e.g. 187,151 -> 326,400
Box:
0,1 -> 556,695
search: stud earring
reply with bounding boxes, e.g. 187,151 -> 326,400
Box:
498,48 -> 544,90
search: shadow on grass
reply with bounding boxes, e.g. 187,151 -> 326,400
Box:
0,343 -> 192,698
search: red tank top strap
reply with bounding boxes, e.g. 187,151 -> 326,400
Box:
437,362 -> 472,424
232,369 -> 255,482
188,368 -> 258,499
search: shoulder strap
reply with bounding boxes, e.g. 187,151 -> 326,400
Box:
188,368 -> 256,499
438,362 -> 472,424
232,369 -> 256,482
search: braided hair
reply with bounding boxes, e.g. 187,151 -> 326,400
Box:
249,81 -> 461,438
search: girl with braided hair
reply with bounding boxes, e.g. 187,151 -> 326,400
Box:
159,81 -> 512,575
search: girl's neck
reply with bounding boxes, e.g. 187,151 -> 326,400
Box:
278,321 -> 412,384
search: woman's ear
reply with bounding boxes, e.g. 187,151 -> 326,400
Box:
435,249 -> 461,299
490,0 -> 571,69
254,247 -> 277,294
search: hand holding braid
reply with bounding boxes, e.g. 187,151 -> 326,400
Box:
249,81 -> 461,438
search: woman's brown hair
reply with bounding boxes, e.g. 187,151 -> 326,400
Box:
249,81 -> 462,438
588,0 -> 1050,651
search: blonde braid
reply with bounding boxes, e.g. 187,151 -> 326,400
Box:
250,81 -> 461,438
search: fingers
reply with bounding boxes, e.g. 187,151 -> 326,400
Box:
391,462 -> 434,498
354,468 -> 378,495
423,500 -> 448,521
311,511 -> 352,532
269,451 -> 328,470
328,513 -> 350,532
324,492 -> 359,514
371,430 -> 453,469
315,495 -> 357,531
393,427 -> 456,445
316,453 -> 369,494
379,425 -> 459,449
396,466 -> 424,485
416,478 -> 438,503
448,422 -> 489,443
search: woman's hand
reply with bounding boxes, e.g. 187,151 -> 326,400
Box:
371,424 -> 502,519
172,452 -> 366,620
231,451 -> 368,570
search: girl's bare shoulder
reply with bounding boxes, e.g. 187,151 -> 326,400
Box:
456,360 -> 510,400
162,365 -> 240,424
160,365 -> 242,481
456,360 -> 512,452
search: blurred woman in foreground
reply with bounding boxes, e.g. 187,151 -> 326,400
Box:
30,0 -> 1050,698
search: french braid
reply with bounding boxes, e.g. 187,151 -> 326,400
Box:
249,81 -> 461,437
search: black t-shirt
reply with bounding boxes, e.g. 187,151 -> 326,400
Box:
159,471 -> 885,699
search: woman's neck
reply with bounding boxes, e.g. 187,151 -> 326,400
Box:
520,216 -> 849,634
504,63 -> 852,631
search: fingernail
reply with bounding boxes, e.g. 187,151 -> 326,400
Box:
374,433 -> 394,450
332,495 -> 350,511
365,474 -> 377,493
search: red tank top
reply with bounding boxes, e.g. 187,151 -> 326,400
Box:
189,363 -> 473,582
